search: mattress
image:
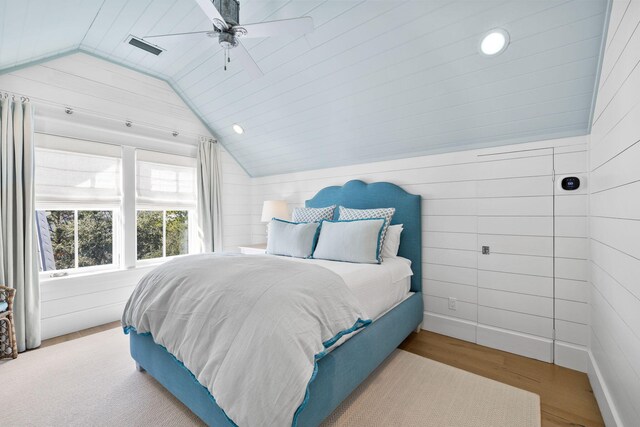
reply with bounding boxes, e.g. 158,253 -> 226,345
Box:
277,256 -> 413,320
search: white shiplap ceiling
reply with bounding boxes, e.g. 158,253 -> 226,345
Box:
0,0 -> 609,176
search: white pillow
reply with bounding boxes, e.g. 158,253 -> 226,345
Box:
312,219 -> 385,264
337,206 -> 395,261
381,224 -> 403,259
266,219 -> 320,259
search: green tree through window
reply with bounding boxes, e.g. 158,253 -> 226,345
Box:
166,210 -> 189,257
39,210 -> 113,271
47,210 -> 75,270
78,211 -> 113,267
137,211 -> 163,260
137,210 -> 189,260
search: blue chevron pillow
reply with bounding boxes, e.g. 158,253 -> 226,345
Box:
291,205 -> 335,222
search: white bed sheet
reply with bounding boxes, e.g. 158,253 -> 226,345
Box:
277,256 -> 413,320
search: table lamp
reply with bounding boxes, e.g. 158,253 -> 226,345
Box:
261,200 -> 289,237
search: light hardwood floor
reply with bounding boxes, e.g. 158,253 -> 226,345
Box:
400,331 -> 604,427
39,321 -> 121,349
40,324 -> 604,426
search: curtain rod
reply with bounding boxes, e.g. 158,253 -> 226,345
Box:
1,91 -> 30,102
0,88 -> 215,143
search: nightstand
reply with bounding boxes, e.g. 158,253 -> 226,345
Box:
239,243 -> 267,255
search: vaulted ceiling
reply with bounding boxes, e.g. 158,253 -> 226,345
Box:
0,0 -> 609,176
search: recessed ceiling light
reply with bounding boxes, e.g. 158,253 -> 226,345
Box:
232,124 -> 244,134
480,29 -> 509,56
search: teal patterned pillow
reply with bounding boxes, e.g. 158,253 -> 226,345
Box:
292,205 -> 335,222
338,206 -> 396,261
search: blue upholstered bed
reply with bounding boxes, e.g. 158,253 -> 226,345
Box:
128,180 -> 423,426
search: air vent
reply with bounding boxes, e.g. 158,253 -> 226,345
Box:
127,36 -> 164,56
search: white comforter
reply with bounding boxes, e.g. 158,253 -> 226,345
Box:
121,253 -> 370,427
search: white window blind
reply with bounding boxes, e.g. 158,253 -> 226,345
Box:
136,150 -> 196,208
35,134 -> 122,207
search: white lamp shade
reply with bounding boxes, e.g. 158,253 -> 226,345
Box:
261,200 -> 289,222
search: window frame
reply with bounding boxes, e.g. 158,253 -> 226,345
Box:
36,205 -> 121,279
134,149 -> 199,266
34,135 -> 200,282
135,206 -> 198,266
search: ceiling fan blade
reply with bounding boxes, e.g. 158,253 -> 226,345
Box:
194,0 -> 228,30
143,30 -> 213,39
236,16 -> 314,39
232,41 -> 264,79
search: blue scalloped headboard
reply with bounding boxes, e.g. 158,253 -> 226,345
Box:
306,180 -> 422,293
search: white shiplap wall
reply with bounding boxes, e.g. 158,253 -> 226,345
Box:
220,146 -> 253,252
250,135 -> 589,369
587,0 -> 640,425
553,145 -> 590,372
0,53 -> 251,339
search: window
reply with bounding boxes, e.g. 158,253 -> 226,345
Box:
137,210 -> 189,260
33,133 -> 199,277
35,134 -> 122,274
135,150 -> 197,262
36,210 -> 114,270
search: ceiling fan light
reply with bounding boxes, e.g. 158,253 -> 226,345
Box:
480,29 -> 509,56
233,124 -> 244,134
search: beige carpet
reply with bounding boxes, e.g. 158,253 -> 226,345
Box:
1,328 -> 540,427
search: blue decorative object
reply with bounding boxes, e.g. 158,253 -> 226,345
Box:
127,180 -> 423,426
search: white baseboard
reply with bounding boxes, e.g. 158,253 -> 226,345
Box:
423,313 -> 556,363
554,341 -> 588,373
477,324 -> 553,362
588,350 -> 622,427
423,312 -> 476,343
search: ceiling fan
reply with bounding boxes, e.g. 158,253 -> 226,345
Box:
143,0 -> 314,79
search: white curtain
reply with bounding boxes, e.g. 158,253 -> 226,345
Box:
197,139 -> 222,252
0,98 -> 40,352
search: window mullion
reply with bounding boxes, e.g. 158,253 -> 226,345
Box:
163,210 -> 167,258
74,210 -> 79,269
122,146 -> 137,268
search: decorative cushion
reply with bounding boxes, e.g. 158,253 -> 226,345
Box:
291,205 -> 336,222
266,219 -> 321,259
312,219 -> 385,264
0,301 -> 7,312
338,206 -> 396,260
381,224 -> 403,259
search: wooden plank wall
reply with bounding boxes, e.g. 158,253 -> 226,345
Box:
587,0 -> 640,425
250,136 -> 589,370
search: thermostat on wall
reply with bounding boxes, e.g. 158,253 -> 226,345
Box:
557,175 -> 585,192
561,176 -> 580,191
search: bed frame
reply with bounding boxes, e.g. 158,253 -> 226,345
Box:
128,180 -> 423,426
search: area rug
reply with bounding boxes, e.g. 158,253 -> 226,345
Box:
1,328 -> 540,426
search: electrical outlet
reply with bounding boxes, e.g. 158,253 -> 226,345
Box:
448,297 -> 457,311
